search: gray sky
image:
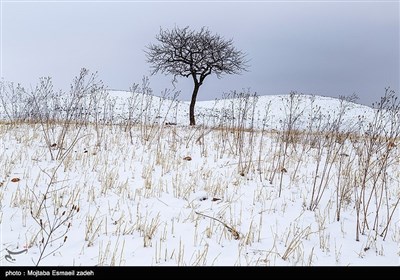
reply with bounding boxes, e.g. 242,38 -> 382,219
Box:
1,0 -> 399,106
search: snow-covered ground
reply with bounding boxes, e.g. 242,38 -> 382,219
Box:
86,89 -> 376,131
0,90 -> 399,266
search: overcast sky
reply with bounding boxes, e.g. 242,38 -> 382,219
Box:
1,0 -> 399,106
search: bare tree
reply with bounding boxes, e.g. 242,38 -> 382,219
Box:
145,26 -> 248,125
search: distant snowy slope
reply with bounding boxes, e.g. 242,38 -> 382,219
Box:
0,88 -> 377,132
102,90 -> 375,131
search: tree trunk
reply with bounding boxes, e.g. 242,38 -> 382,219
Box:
189,83 -> 200,126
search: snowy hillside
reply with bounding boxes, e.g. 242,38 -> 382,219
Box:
0,87 -> 374,131
0,88 -> 399,266
89,90 -> 375,131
